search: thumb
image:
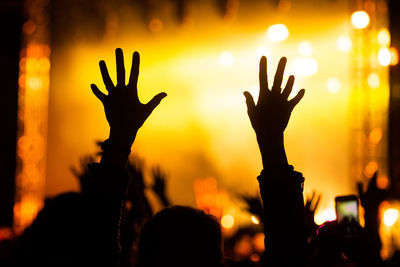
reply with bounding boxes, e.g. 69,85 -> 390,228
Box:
243,91 -> 255,113
146,92 -> 167,114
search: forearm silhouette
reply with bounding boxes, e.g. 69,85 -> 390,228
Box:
244,56 -> 307,267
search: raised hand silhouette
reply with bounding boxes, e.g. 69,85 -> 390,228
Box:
151,166 -> 170,207
91,48 -> 167,149
245,56 -> 307,266
244,56 -> 305,137
244,56 -> 304,168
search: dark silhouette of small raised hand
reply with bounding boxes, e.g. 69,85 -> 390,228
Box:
151,166 -> 170,207
304,191 -> 321,237
91,48 -> 167,148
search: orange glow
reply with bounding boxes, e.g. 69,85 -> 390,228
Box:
250,253 -> 260,262
221,214 -> 235,229
149,18 -> 163,33
390,47 -> 399,65
364,161 -> 379,178
15,40 -> 50,230
369,128 -> 383,145
377,175 -> 390,189
252,232 -> 265,252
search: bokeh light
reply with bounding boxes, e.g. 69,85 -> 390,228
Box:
367,72 -> 380,89
314,208 -> 336,225
378,48 -> 391,66
298,41 -> 313,56
351,11 -> 370,29
390,47 -> 399,65
267,24 -> 289,42
326,77 -> 341,93
295,57 -> 318,76
221,214 -> 235,229
251,215 -> 260,225
383,208 -> 399,227
336,35 -> 352,52
377,29 -> 391,46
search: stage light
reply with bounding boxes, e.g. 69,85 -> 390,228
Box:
367,72 -> 380,89
314,208 -> 336,225
336,35 -> 352,52
298,41 -> 313,56
221,214 -> 235,229
326,77 -> 341,93
369,128 -> 382,145
378,48 -> 391,66
383,208 -> 399,227
295,57 -> 318,76
219,51 -> 234,67
149,18 -> 163,32
251,215 -> 260,225
364,161 -> 378,178
267,24 -> 289,42
390,47 -> 399,65
351,11 -> 370,29
377,29 -> 390,46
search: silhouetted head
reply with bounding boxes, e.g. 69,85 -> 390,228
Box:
137,205 -> 222,267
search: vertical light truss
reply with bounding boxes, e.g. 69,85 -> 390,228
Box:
14,0 -> 50,232
349,0 -> 390,189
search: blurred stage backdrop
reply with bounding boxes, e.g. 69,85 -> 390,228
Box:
14,0 -> 400,257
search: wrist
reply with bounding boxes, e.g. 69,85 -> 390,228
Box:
109,127 -> 137,149
100,138 -> 132,168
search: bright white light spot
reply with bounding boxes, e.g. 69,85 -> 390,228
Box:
219,51 -> 234,67
326,77 -> 341,93
295,58 -> 318,76
383,208 -> 399,227
351,11 -> 370,29
314,208 -> 336,225
221,214 -> 235,229
377,29 -> 391,46
378,48 -> 391,66
337,35 -> 352,52
267,24 -> 289,42
251,215 -> 260,225
298,41 -> 313,56
367,73 -> 380,89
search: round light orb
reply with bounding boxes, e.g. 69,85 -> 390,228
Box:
336,35 -> 352,52
377,28 -> 391,46
367,72 -> 380,89
295,58 -> 318,76
298,41 -> 313,56
326,77 -> 341,93
378,48 -> 391,66
267,24 -> 289,42
351,11 -> 370,29
221,214 -> 235,229
383,208 -> 399,227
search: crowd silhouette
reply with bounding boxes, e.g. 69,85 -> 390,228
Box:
0,48 -> 399,267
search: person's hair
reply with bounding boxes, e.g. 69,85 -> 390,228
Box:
137,205 -> 222,267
